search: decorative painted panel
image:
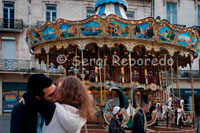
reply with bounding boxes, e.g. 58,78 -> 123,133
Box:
32,32 -> 41,44
42,27 -> 56,41
191,37 -> 197,49
159,26 -> 175,41
135,23 -> 154,39
81,21 -> 102,36
177,32 -> 190,46
59,24 -> 76,38
107,20 -> 129,37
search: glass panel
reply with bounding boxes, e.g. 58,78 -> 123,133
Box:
86,7 -> 95,18
46,5 -> 56,10
46,12 -> 50,21
3,8 -> 8,15
4,2 -> 14,8
126,11 -> 135,20
10,9 -> 14,14
52,12 -> 56,20
10,13 -> 14,19
166,3 -> 177,24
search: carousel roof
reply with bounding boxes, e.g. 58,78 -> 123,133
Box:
26,15 -> 200,69
95,0 -> 128,11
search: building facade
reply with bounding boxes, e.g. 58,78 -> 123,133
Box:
0,0 -> 199,115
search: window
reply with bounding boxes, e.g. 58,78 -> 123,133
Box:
126,11 -> 135,20
46,4 -> 57,21
3,2 -> 14,28
86,7 -> 95,18
166,3 -> 177,24
198,6 -> 200,26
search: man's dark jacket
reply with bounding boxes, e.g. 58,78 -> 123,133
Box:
10,102 -> 38,133
132,109 -> 146,133
109,116 -> 121,133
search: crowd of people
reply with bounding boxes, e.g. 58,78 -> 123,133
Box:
10,74 -> 150,133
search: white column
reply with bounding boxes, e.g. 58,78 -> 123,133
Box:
0,75 -> 2,115
188,96 -> 193,111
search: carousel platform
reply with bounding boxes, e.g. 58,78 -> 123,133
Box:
80,123 -> 197,133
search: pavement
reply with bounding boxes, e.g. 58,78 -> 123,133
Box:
0,114 -> 11,133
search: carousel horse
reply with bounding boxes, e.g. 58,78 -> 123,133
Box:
147,103 -> 160,126
161,97 -> 172,120
177,99 -> 185,127
155,103 -> 162,120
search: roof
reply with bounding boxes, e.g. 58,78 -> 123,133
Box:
95,0 -> 128,11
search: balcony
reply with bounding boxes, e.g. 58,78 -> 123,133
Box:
37,21 -> 46,28
192,26 -> 200,35
0,59 -> 64,74
0,18 -> 23,32
163,70 -> 200,79
173,24 -> 186,28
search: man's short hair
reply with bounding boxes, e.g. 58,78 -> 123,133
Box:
141,103 -> 150,108
27,74 -> 53,97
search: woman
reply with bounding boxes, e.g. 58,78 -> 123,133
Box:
23,76 -> 94,133
43,76 -> 94,133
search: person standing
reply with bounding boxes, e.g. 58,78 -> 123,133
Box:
109,106 -> 124,133
10,74 -> 58,133
131,103 -> 150,133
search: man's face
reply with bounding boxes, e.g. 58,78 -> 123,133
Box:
143,106 -> 150,113
43,84 -> 58,103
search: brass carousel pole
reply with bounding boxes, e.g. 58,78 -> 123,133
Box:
176,59 -> 181,99
128,50 -> 133,119
104,56 -> 106,104
98,48 -> 103,106
75,47 -> 78,77
165,65 -> 168,101
47,52 -> 50,77
81,48 -> 85,83
170,64 -> 175,128
190,62 -> 195,122
144,68 -> 148,85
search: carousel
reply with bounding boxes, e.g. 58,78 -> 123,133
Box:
26,0 -> 199,132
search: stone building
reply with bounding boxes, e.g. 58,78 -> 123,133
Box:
0,0 -> 199,115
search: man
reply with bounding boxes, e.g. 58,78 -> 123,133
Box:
132,103 -> 150,133
10,74 -> 58,133
109,106 -> 125,133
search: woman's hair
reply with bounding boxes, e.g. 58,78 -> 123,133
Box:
57,76 -> 94,120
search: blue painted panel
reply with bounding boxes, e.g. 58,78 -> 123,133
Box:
42,27 -> 56,41
178,32 -> 190,46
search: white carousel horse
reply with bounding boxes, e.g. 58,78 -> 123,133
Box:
177,99 -> 185,126
155,103 -> 162,120
161,97 -> 172,120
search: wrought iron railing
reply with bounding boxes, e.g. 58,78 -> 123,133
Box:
37,21 -> 46,28
0,18 -> 23,30
192,26 -> 200,35
0,59 -> 64,74
163,70 -> 200,78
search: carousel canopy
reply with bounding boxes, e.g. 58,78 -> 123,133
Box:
95,0 -> 128,18
26,14 -> 200,69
